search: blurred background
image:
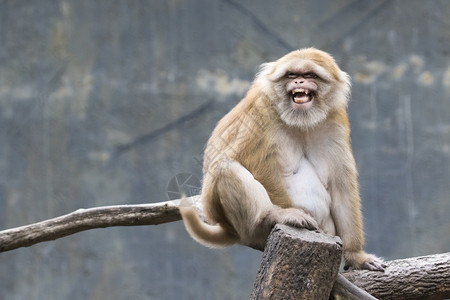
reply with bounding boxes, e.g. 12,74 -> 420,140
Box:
0,1 -> 449,299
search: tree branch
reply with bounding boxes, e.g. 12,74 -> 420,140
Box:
331,274 -> 378,300
0,196 -> 203,253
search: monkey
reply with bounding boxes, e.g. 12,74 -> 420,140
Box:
180,48 -> 385,271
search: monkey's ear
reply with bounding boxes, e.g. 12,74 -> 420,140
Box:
336,70 -> 352,103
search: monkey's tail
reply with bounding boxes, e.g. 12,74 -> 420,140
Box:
179,198 -> 238,248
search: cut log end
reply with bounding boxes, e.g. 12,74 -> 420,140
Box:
251,225 -> 343,300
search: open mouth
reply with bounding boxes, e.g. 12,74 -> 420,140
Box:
291,88 -> 314,104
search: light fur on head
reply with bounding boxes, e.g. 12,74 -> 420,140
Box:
255,48 -> 351,129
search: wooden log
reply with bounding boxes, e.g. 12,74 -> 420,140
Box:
341,252 -> 450,300
251,225 -> 343,300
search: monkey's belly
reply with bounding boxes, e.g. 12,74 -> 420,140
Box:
284,159 -> 336,234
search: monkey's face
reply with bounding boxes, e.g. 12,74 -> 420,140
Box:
257,48 -> 350,128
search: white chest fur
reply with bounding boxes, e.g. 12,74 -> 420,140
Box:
279,129 -> 336,234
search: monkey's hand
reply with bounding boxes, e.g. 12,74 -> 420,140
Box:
344,250 -> 386,272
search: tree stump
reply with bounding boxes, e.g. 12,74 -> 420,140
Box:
251,225 -> 343,300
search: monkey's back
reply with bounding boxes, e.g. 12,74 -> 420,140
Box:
202,85 -> 293,215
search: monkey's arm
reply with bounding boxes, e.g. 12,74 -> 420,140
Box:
330,148 -> 385,271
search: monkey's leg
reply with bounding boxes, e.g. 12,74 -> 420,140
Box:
215,160 -> 318,250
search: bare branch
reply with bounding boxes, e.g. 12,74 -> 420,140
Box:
0,196 -> 202,253
331,274 -> 378,300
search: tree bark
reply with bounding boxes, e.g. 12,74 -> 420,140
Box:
341,252 -> 450,300
251,225 -> 343,300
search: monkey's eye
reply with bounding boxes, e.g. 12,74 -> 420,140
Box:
286,72 -> 298,78
302,72 -> 318,79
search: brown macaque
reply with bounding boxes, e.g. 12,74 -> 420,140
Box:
180,48 -> 385,271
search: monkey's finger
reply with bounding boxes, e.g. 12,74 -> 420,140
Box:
304,215 -> 319,230
304,220 -> 319,231
364,260 -> 386,272
290,215 -> 318,231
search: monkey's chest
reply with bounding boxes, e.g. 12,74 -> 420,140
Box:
283,157 -> 332,228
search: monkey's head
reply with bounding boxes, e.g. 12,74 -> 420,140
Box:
256,48 -> 351,129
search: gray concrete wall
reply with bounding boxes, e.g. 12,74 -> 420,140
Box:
0,1 -> 449,299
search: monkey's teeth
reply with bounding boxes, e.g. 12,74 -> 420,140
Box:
292,88 -> 310,95
292,88 -> 312,104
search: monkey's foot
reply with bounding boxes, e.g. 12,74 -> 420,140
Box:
344,251 -> 387,272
